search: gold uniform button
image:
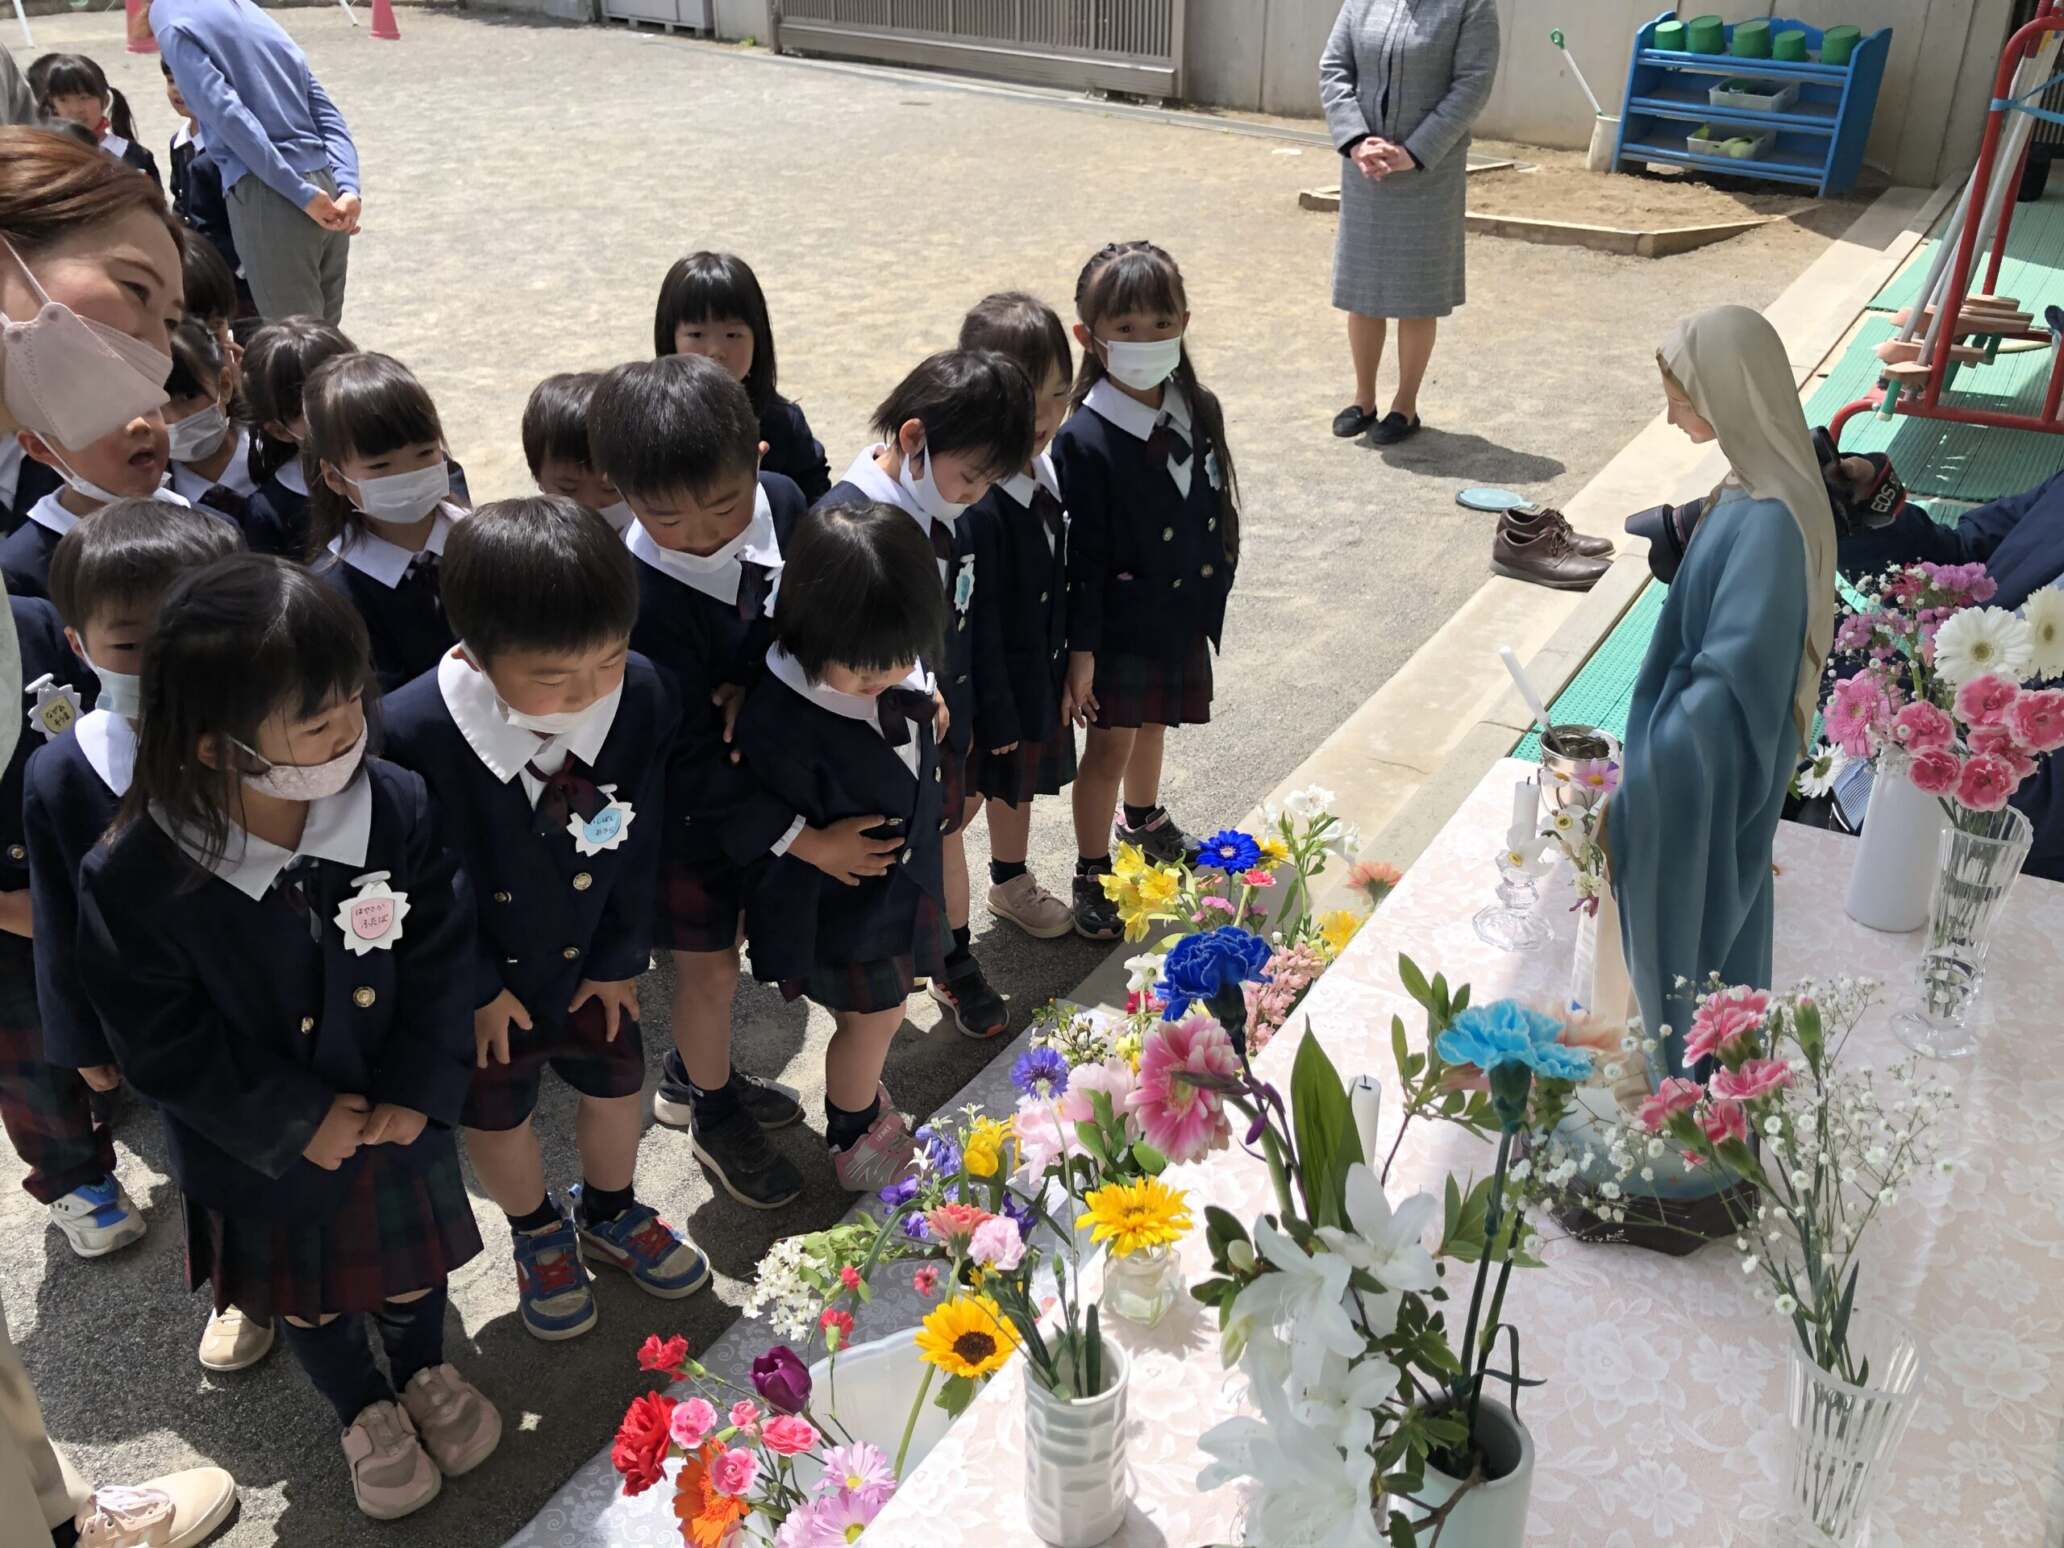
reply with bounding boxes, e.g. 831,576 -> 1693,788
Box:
492,890 -> 512,904
900,850 -> 913,865
562,946 -> 581,960
572,872 -> 593,892
1162,526 -> 1175,541
933,766 -> 942,782
351,988 -> 375,1010
299,1016 -> 316,1034
1201,563 -> 1215,578
938,818 -> 951,832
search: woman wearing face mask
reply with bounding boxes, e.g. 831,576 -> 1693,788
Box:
303,351 -> 468,694
0,122 -> 242,1548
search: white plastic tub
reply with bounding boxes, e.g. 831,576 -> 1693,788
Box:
1709,77 -> 1799,113
1687,124 -> 1775,161
794,1329 -> 956,1495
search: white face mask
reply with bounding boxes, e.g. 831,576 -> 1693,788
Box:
236,720 -> 367,802
165,403 -> 229,463
597,499 -> 636,534
350,461 -> 449,526
496,675 -> 624,739
1,238 -> 173,448
47,450 -> 126,507
77,645 -> 143,719
1100,334 -> 1183,392
897,446 -> 970,524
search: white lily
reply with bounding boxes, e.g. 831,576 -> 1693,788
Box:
1316,1164 -> 1440,1295
1226,1220 -> 1362,1392
1286,1351 -> 1403,1457
1123,952 -> 1165,995
1198,1408 -> 1384,1548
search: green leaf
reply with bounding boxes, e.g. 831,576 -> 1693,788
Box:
1830,1260 -> 1860,1359
1387,1511 -> 1416,1548
1131,1141 -> 1168,1176
1397,954 -> 1432,1010
1290,1034 -> 1357,1229
936,1374 -> 978,1417
1391,1015 -> 1411,1082
1203,1204 -> 1249,1255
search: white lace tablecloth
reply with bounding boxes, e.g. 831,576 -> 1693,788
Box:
859,759 -> 2064,1548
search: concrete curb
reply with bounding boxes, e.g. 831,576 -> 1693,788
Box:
1464,211 -> 1771,258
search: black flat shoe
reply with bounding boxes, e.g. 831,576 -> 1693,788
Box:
1332,403 -> 1378,438
1363,411 -> 1422,446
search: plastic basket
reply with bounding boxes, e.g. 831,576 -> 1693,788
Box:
1688,124 -> 1775,161
1709,78 -> 1799,113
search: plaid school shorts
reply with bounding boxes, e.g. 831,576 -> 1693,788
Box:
779,892 -> 948,1015
460,996 -> 647,1133
0,932 -> 115,1203
184,1139 -> 482,1321
972,718 -> 1079,808
656,853 -> 748,955
1091,637 -> 1214,731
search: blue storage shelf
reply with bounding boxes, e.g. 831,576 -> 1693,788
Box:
1614,13 -> 1891,196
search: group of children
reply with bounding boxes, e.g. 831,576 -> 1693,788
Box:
3,122 -> 1241,1523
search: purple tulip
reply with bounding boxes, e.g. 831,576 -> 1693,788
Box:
751,1345 -> 812,1414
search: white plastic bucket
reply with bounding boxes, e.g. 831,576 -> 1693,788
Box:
795,1329 -> 955,1495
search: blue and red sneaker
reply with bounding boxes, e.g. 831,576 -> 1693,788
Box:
572,1189 -> 711,1300
513,1214 -> 597,1341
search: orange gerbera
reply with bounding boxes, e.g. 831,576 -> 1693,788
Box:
673,1441 -> 750,1547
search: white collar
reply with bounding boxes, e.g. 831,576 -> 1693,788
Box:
27,491 -> 78,538
76,709 -> 136,797
172,122 -> 196,151
156,770 -> 373,901
765,645 -> 932,729
436,649 -> 619,786
836,446 -> 913,515
169,427 -> 257,504
329,505 -> 457,589
275,457 -> 310,498
999,451 -> 1062,509
100,133 -> 131,158
1084,378 -> 1191,443
624,482 -> 779,607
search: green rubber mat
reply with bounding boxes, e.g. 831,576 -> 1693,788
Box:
1871,190 -> 2064,315
1513,583 -> 1665,760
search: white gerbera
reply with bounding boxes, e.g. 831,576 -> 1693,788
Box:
2023,587 -> 2064,680
1795,741 -> 1849,800
1932,605 -> 2032,687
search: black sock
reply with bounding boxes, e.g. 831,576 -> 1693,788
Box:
690,1072 -> 743,1126
989,858 -> 1028,885
943,925 -> 974,974
578,1181 -> 636,1226
1076,853 -> 1112,877
1122,802 -> 1156,829
506,1195 -> 560,1235
278,1314 -> 392,1427
825,1093 -> 882,1152
372,1286 -> 448,1395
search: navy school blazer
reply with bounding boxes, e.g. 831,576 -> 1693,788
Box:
2,600 -> 98,894
0,515 -> 63,601
760,397 -> 832,506
381,654 -> 677,1016
963,478 -> 1069,754
23,723 -> 121,1069
75,760 -> 477,1219
3,456 -> 58,537
239,470 -> 309,560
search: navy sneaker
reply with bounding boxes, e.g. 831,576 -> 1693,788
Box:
654,1054 -> 804,1131
930,959 -> 1009,1039
691,1104 -> 805,1210
512,1214 -> 597,1341
1113,805 -> 1197,865
1071,873 -> 1122,942
573,1191 -> 711,1299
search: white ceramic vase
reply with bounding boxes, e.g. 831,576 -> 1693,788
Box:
1400,1398 -> 1534,1547
1843,753 -> 1951,934
1024,1338 -> 1129,1547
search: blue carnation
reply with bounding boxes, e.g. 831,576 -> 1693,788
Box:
1198,829 -> 1262,873
1011,1046 -> 1070,1100
1158,926 -> 1274,1019
1436,1000 -> 1593,1083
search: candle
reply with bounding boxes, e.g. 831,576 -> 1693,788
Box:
1506,778 -> 1540,849
1350,1076 -> 1382,1166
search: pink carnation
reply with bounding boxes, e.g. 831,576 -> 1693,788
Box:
1889,699 -> 1954,752
1954,674 -> 2020,729
1682,987 -> 1770,1063
709,1445 -> 759,1498
1956,752 -> 2017,812
969,1216 -> 1026,1271
1241,868 -> 1277,888
1635,1076 -> 1704,1134
1826,674 -> 1893,758
1700,1099 -> 1749,1148
1709,1056 -> 1793,1103
1908,747 -> 1962,796
760,1414 -> 818,1457
670,1396 -> 718,1450
1125,1012 -> 1238,1163
1056,1059 -> 1138,1127
2010,688 -> 2064,754
924,1203 -> 993,1242
728,1400 -> 760,1435
1835,612 -> 1876,652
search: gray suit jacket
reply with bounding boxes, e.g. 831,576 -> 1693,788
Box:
0,42 -> 36,127
1319,0 -> 1499,171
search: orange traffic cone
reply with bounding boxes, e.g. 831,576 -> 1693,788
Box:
126,0 -> 159,53
370,0 -> 400,40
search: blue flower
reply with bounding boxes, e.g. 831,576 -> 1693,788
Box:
878,1175 -> 920,1208
1436,1000 -> 1593,1083
901,1213 -> 931,1244
999,1192 -> 1037,1238
1011,1047 -> 1070,1100
914,1124 -> 961,1178
1198,829 -> 1262,873
1158,926 -> 1274,1020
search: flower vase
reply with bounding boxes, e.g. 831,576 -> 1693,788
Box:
1398,1397 -> 1534,1547
1780,1310 -> 1924,1548
1893,804 -> 2032,1058
1024,1338 -> 1130,1547
1842,753 -> 1950,934
1100,1245 -> 1181,1329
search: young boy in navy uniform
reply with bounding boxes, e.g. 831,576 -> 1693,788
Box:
587,355 -> 812,1210
382,497 -> 707,1341
523,373 -> 631,533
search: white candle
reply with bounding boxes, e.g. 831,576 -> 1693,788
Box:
1506,778 -> 1540,849
1350,1076 -> 1383,1167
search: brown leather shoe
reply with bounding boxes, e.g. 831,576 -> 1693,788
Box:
1506,504 -> 1614,558
1492,519 -> 1611,591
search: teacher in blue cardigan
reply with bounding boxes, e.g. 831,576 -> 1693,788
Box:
146,0 -> 361,324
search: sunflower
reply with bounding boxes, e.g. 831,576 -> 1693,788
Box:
673,1442 -> 749,1548
914,1294 -> 1020,1379
1078,1175 -> 1193,1258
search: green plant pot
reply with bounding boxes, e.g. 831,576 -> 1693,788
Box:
1773,28 -> 1807,62
1685,14 -> 1725,53
1822,24 -> 1860,66
1730,18 -> 1770,58
1654,18 -> 1687,51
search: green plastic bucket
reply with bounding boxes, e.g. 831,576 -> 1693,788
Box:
1773,28 -> 1807,62
1822,24 -> 1860,65
1654,18 -> 1687,51
1685,14 -> 1725,53
1730,18 -> 1770,58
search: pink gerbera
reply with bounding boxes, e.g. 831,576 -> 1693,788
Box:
787,1488 -> 889,1546
1125,1012 -> 1238,1163
1826,675 -> 1892,759
816,1442 -> 895,1505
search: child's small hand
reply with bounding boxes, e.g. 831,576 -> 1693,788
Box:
569,977 -> 640,1041
790,814 -> 903,886
473,989 -> 532,1069
1063,652 -> 1098,727
990,741 -> 1020,756
79,1064 -> 122,1093
303,1093 -> 371,1171
712,682 -> 746,763
360,1103 -> 427,1146
0,889 -> 34,939
932,693 -> 950,742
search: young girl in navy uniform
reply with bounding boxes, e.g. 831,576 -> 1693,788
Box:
654,251 -> 832,504
162,319 -> 257,526
384,498 -> 711,1343
729,502 -> 950,1192
237,317 -> 356,559
305,352 -> 468,693
818,351 -> 1035,1040
2,399 -> 174,599
76,555 -> 499,1521
957,293 -> 1082,942
588,356 -> 811,1211
36,55 -> 162,192
1054,241 -> 1240,939
522,372 -> 629,532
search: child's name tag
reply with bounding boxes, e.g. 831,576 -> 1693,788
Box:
336,870 -> 410,954
953,555 -> 975,615
1205,448 -> 1225,492
570,786 -> 634,857
24,673 -> 82,740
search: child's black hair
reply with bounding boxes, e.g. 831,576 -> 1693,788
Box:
958,292 -> 1073,401
653,251 -> 779,416
25,54 -> 59,100
869,350 -> 1036,484
49,497 -> 241,633
38,118 -> 98,152
178,226 -> 240,327
241,317 -> 357,486
165,317 -> 225,402
442,496 -> 637,667
122,554 -> 376,874
588,355 -> 758,503
303,351 -> 445,559
773,502 -> 945,685
35,55 -> 136,142
1070,240 -> 1241,559
521,372 -> 601,479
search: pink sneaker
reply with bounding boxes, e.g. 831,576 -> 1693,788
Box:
831,1086 -> 916,1193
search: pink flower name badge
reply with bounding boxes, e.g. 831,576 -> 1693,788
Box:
335,870 -> 411,955
569,785 -> 634,858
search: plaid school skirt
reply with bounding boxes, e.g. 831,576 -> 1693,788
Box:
657,852 -> 748,954
779,891 -> 948,1016
185,1140 -> 482,1322
972,718 -> 1079,808
1092,637 -> 1214,730
461,997 -> 647,1133
0,931 -> 115,1204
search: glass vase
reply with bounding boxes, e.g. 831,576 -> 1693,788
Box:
1473,850 -> 1550,952
1780,1309 -> 1924,1548
1892,804 -> 2032,1058
1100,1243 -> 1181,1328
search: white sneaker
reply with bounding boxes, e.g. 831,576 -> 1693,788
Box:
342,1400 -> 441,1520
49,1176 -> 146,1258
400,1364 -> 502,1476
197,1305 -> 275,1372
74,1467 -> 237,1548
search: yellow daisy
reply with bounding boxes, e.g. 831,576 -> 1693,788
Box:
1257,835 -> 1290,867
1317,909 -> 1362,958
914,1294 -> 1020,1379
1078,1176 -> 1193,1258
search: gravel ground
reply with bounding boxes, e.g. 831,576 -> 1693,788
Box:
3,11 -> 1859,1544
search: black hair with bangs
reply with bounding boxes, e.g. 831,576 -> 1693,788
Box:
303,352 -> 446,559
653,252 -> 779,417
241,317 -> 357,486
868,350 -> 1035,484
774,502 -> 945,685
442,496 -> 637,666
49,497 -> 242,633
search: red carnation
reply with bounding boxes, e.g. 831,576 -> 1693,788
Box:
820,1307 -> 855,1341
611,1390 -> 678,1497
637,1333 -> 690,1375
